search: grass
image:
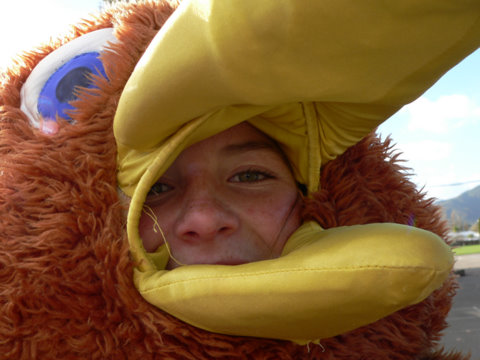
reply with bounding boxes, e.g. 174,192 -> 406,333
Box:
453,244 -> 480,255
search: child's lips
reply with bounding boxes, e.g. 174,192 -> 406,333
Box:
211,259 -> 249,266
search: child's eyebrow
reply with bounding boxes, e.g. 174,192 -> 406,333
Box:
221,141 -> 280,155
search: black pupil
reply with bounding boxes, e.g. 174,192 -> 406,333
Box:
56,66 -> 93,103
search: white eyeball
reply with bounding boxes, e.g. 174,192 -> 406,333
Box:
20,28 -> 117,134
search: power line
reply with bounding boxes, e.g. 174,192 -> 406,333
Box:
430,179 -> 480,188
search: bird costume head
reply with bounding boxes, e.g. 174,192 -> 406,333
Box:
1,1 -> 479,358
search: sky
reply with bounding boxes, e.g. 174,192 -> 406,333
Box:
1,0 -> 479,201
1,0 -> 103,62
377,50 -> 480,201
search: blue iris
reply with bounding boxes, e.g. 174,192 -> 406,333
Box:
37,52 -> 107,123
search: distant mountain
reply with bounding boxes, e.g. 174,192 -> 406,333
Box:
436,185 -> 480,225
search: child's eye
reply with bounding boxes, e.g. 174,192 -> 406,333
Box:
148,182 -> 172,196
230,170 -> 273,183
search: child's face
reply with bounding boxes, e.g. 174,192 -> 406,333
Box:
139,122 -> 303,269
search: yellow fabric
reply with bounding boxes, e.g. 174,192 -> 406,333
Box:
134,222 -> 453,342
115,0 -> 480,196
112,0 -> 479,342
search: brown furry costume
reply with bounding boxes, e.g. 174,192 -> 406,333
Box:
0,1 -> 469,359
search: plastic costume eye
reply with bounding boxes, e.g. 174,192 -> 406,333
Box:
20,28 -> 117,134
37,52 -> 107,125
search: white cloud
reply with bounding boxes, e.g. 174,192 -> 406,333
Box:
398,140 -> 453,162
396,149 -> 480,200
405,94 -> 480,134
425,173 -> 480,200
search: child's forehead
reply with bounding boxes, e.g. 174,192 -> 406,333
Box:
173,122 -> 287,162
193,122 -> 276,149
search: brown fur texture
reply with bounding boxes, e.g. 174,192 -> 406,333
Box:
0,1 -> 468,359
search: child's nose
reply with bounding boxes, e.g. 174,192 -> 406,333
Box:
174,188 -> 239,243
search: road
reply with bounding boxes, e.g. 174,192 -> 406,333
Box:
442,255 -> 480,359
